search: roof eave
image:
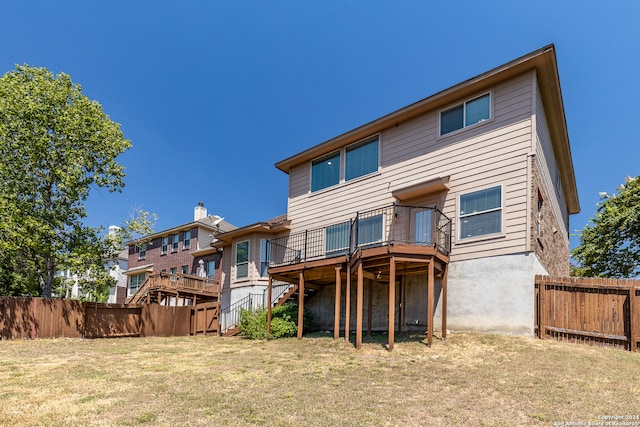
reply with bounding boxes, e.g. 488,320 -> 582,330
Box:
274,44 -> 579,214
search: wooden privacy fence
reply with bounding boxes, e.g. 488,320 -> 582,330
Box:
535,275 -> 640,351
0,297 -> 219,340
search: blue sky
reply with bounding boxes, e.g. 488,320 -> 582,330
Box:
1,1 -> 639,250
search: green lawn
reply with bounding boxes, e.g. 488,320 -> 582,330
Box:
0,333 -> 638,426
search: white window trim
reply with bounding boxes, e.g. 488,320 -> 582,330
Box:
438,91 -> 493,139
235,240 -> 250,280
171,233 -> 179,252
456,184 -> 504,243
309,133 -> 381,194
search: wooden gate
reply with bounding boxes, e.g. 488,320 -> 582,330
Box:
191,301 -> 220,336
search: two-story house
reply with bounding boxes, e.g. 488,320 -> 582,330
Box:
264,45 -> 579,348
124,203 -> 236,304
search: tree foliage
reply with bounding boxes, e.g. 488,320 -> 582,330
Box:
0,64 -> 131,297
572,176 -> 640,278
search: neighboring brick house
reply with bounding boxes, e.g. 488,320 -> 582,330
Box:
260,44 -> 579,346
124,203 -> 236,299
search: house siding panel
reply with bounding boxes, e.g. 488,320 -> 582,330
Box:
287,72 -> 535,263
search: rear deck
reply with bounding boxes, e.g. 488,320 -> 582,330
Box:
127,272 -> 219,306
267,204 -> 451,350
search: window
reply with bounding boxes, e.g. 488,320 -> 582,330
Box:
171,234 -> 179,252
260,239 -> 270,277
138,243 -> 147,260
310,136 -> 381,193
183,230 -> 191,249
414,209 -> 434,245
345,137 -> 379,181
206,260 -> 216,279
357,214 -> 383,246
181,265 -> 188,274
128,273 -> 146,296
459,186 -> 502,239
236,241 -> 249,279
537,191 -> 544,238
160,269 -> 166,273
440,93 -> 490,136
325,221 -> 350,254
170,267 -> 177,275
311,151 -> 340,192
161,236 -> 168,255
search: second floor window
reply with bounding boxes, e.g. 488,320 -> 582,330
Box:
206,260 -> 216,279
138,243 -> 147,260
236,240 -> 249,279
161,236 -> 168,255
181,265 -> 188,274
459,186 -> 502,239
183,230 -> 191,249
171,234 -> 179,252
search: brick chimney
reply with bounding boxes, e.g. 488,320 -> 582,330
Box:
194,202 -> 207,221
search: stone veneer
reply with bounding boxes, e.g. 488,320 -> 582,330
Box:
530,156 -> 570,276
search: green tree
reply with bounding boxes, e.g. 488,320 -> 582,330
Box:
572,176 -> 640,278
0,64 -> 131,297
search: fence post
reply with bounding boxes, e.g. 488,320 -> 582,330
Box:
538,276 -> 546,340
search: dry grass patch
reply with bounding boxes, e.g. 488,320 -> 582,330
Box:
0,333 -> 638,426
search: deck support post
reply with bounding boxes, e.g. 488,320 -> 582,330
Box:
356,262 -> 364,349
334,265 -> 342,340
398,275 -> 404,334
442,264 -> 448,340
267,276 -> 273,339
297,270 -> 305,340
388,256 -> 396,351
427,260 -> 434,347
345,267 -> 351,343
367,279 -> 373,337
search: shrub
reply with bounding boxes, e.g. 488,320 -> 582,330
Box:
238,302 -> 312,339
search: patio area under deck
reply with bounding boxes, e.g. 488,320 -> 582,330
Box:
266,204 -> 452,350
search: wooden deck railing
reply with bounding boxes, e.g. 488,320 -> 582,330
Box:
147,272 -> 219,294
268,204 -> 451,267
128,272 -> 220,305
535,275 -> 640,351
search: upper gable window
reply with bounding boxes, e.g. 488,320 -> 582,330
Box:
440,93 -> 491,136
311,151 -> 340,192
310,135 -> 380,193
345,137 -> 379,181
